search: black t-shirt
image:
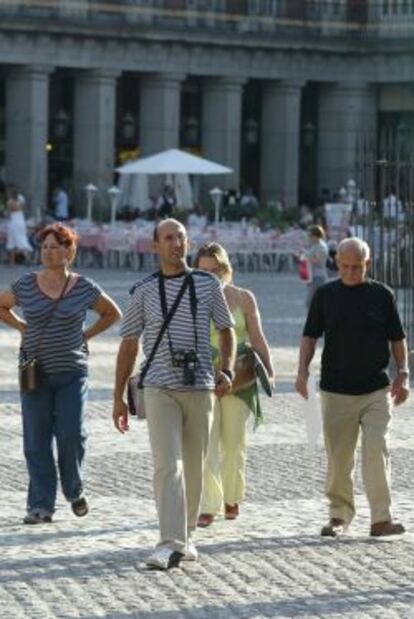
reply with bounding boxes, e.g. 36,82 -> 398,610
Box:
303,279 -> 405,395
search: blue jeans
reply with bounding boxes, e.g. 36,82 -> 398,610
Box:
21,370 -> 88,515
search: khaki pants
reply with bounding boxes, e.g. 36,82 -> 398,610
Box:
321,387 -> 392,525
144,387 -> 214,553
200,395 -> 250,515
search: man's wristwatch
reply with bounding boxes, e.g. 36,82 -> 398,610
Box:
221,368 -> 235,382
397,367 -> 410,379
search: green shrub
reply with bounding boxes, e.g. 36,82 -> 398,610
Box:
201,201 -> 300,231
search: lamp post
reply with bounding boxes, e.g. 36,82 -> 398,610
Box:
302,121 -> 315,148
84,183 -> 98,221
184,115 -> 199,147
244,117 -> 259,146
108,185 -> 121,225
121,112 -> 136,143
53,109 -> 70,140
209,187 -> 224,227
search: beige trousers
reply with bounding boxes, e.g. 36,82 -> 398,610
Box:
200,394 -> 250,515
321,387 -> 393,525
144,387 -> 214,553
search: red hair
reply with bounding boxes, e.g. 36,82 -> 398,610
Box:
38,223 -> 79,250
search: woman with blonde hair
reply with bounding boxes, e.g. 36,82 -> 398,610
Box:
194,242 -> 275,526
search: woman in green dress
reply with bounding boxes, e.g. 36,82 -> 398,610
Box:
194,242 -> 275,526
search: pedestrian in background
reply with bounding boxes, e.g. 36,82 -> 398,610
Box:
194,242 -> 275,527
5,186 -> 33,265
304,225 -> 329,309
0,223 -> 121,524
52,185 -> 69,220
295,237 -> 409,537
112,219 -> 236,570
156,185 -> 176,219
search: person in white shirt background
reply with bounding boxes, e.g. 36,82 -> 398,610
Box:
52,186 -> 69,221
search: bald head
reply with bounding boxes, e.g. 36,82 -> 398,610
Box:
153,218 -> 186,242
153,218 -> 189,275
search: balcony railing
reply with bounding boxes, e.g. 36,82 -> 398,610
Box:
0,1 -> 413,40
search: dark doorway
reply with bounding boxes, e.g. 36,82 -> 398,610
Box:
48,70 -> 74,208
180,78 -> 202,152
116,72 -> 140,166
240,80 -> 261,198
299,83 -> 318,208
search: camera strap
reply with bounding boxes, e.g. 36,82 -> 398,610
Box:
187,273 -> 198,351
137,273 -> 190,388
158,270 -> 198,362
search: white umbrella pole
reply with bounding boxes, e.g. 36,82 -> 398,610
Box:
193,176 -> 200,205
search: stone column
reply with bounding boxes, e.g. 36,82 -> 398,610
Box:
317,82 -> 378,197
73,70 -> 119,195
201,77 -> 245,191
260,80 -> 304,208
6,65 -> 53,217
139,73 -> 185,156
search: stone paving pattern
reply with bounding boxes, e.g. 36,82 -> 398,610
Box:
0,266 -> 413,619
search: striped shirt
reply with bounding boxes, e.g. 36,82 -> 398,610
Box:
11,272 -> 102,374
120,269 -> 234,391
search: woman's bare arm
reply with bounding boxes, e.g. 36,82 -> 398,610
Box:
84,293 -> 122,341
242,289 -> 275,382
0,290 -> 27,333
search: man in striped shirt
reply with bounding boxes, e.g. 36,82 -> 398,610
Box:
113,219 -> 236,570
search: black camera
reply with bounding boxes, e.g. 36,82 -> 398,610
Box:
171,349 -> 199,386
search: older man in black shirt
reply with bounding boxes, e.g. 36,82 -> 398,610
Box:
295,237 -> 410,537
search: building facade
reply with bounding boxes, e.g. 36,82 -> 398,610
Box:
0,0 -> 413,215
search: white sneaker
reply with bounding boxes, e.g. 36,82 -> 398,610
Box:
146,547 -> 184,570
182,542 -> 198,562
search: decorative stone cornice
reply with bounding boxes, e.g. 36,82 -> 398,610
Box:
0,30 -> 413,83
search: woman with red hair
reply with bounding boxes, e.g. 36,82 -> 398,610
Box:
0,223 -> 122,524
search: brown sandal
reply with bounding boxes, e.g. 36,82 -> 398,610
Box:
197,513 -> 214,528
370,521 -> 405,537
225,503 -> 239,520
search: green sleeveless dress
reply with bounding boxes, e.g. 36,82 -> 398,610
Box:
211,306 -> 263,429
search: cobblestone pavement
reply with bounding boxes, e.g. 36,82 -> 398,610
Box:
1,266 -> 413,619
